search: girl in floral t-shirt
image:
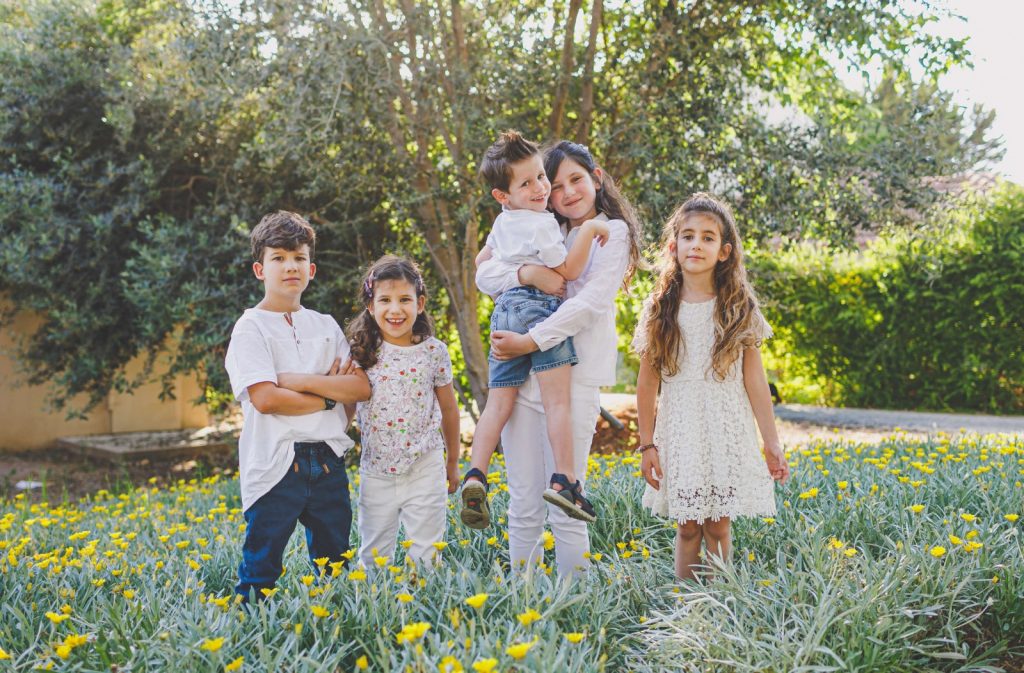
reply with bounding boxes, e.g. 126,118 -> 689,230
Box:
346,255 -> 461,569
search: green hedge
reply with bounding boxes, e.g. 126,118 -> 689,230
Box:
752,184 -> 1024,413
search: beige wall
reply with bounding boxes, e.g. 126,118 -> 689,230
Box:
1,309 -> 209,451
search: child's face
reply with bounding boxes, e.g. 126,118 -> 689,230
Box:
671,214 -> 732,275
492,154 -> 550,212
369,278 -> 425,346
549,158 -> 601,225
253,245 -> 315,299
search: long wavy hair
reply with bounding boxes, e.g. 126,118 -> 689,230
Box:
347,255 -> 434,369
543,141 -> 643,285
642,193 -> 763,380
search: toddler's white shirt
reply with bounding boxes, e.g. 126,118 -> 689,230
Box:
225,306 -> 355,511
486,208 -> 567,269
475,213 -> 630,387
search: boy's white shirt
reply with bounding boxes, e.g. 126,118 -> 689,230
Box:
225,306 -> 355,511
486,208 -> 567,268
475,212 -> 629,387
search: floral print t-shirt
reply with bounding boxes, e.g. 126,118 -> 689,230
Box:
356,337 -> 454,476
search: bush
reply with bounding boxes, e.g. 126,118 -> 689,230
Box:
753,184 -> 1024,412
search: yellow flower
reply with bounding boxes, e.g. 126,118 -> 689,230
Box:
505,640 -> 535,660
259,588 -> 278,598
301,575 -> 314,586
464,593 -> 488,609
396,593 -> 413,603
342,549 -> 356,560
438,655 -> 464,673
355,655 -> 369,670
432,541 -> 449,551
471,659 -> 498,673
225,656 -> 244,671
908,504 -> 925,514
929,546 -> 947,558
395,622 -> 431,645
348,569 -> 367,582
0,647 -> 11,660
517,609 -> 542,626
761,517 -> 776,524
486,536 -> 498,546
837,481 -> 848,489
201,638 -> 225,652
56,645 -> 72,659
541,531 -> 555,551
313,557 -> 329,568
960,513 -> 977,523
45,611 -> 70,624
1004,514 -> 1019,522
564,632 -> 586,643
843,548 -> 857,557
310,606 -> 330,618
828,538 -> 845,550
948,534 -> 963,546
798,488 -> 819,499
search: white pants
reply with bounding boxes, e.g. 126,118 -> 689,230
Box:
357,450 -> 447,568
502,375 -> 601,577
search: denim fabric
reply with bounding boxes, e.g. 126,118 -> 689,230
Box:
235,441 -> 352,600
488,286 -> 577,388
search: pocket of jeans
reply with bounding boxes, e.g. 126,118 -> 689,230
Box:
511,300 -> 549,331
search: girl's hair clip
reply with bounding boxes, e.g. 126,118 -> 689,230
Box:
363,278 -> 374,298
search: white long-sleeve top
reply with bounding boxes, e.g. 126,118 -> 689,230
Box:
476,212 -> 629,387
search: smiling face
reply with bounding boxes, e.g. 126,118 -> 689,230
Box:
369,278 -> 426,346
671,213 -> 732,277
492,154 -> 550,212
253,244 -> 315,310
549,157 -> 601,227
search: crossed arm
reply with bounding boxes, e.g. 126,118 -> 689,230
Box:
247,359 -> 371,416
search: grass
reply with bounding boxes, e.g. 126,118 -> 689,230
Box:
0,432 -> 1021,672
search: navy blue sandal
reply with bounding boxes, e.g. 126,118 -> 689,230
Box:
542,473 -> 597,523
460,468 -> 490,529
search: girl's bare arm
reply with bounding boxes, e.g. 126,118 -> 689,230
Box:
742,346 -> 789,483
636,355 -> 663,490
435,383 -> 462,494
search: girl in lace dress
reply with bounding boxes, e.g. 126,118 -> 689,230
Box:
633,193 -> 789,581
346,255 -> 461,569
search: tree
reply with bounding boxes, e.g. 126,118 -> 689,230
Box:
0,0 -> 1001,416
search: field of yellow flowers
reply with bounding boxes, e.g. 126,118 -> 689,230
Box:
1,432 -> 1022,672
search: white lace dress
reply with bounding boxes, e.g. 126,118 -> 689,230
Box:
632,299 -> 777,524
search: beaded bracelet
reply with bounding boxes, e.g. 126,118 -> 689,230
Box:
636,443 -> 658,453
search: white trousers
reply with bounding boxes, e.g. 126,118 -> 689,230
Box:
357,450 -> 447,568
501,375 -> 601,577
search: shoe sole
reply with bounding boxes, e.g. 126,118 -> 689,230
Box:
542,488 -> 596,523
460,481 -> 490,529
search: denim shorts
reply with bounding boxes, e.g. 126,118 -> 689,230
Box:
488,286 -> 577,388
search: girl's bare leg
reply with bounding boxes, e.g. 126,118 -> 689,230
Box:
535,365 -> 575,486
675,520 -> 703,581
701,516 -> 732,579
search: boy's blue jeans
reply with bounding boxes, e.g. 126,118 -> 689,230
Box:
488,286 -> 578,388
235,441 -> 352,600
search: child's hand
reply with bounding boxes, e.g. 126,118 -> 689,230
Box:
582,219 -> 610,246
337,358 -> 358,376
764,443 -> 789,484
326,357 -> 342,375
445,465 -> 460,494
641,447 -> 663,490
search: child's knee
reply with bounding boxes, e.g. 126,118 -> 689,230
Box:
702,517 -> 730,538
677,520 -> 702,541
